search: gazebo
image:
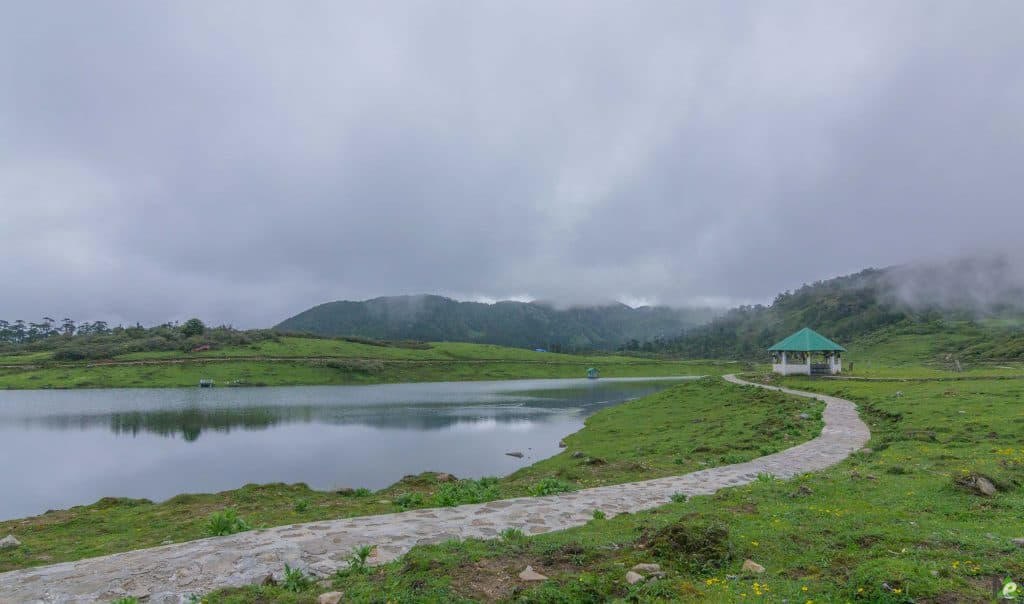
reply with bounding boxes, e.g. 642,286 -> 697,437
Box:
768,327 -> 845,376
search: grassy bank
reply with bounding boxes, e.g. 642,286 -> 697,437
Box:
191,375 -> 1024,603
843,325 -> 1024,378
0,337 -> 747,389
0,379 -> 821,574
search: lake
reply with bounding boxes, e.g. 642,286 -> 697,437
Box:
0,377 -> 695,520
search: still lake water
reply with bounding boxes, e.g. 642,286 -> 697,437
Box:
0,377 -> 694,520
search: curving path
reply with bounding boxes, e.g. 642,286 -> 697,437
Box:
0,375 -> 870,603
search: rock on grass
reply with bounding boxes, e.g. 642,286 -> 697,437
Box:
519,566 -> 548,581
955,473 -> 997,496
0,535 -> 20,549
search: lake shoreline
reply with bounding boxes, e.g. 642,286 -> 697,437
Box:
0,379 -> 823,574
0,377 -> 701,521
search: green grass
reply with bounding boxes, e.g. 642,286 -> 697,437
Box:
0,337 -> 747,389
844,323 -> 1024,377
0,379 -> 820,574
191,376 -> 1024,603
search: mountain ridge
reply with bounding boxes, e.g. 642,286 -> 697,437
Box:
275,295 -> 718,351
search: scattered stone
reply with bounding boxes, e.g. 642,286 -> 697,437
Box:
859,447 -> 873,454
799,413 -> 810,420
865,475 -> 878,480
261,573 -> 276,586
335,487 -> 355,496
956,474 -> 997,497
631,563 -> 662,574
571,451 -> 584,459
160,539 -> 174,545
930,570 -> 939,577
741,559 -> 766,574
506,451 -> 524,458
318,592 -> 343,604
895,391 -> 904,398
625,571 -> 645,585
558,440 -> 567,448
0,535 -> 20,549
1012,538 -> 1024,547
726,574 -> 738,580
435,473 -> 457,483
519,565 -> 548,581
377,500 -> 392,505
977,478 -> 997,496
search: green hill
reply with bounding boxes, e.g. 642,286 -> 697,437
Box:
275,295 -> 717,351
649,259 -> 1024,363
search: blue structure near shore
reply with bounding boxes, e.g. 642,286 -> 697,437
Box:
586,367 -> 599,379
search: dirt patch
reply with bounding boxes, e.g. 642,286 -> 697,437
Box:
854,535 -> 882,548
448,558 -> 523,603
448,555 -> 581,603
727,503 -> 759,514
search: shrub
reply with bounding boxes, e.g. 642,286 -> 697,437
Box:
529,478 -> 574,497
671,492 -> 688,503
432,478 -> 500,506
592,509 -> 606,520
281,564 -> 311,592
293,499 -> 309,513
205,509 -> 251,536
394,492 -> 423,510
642,519 -> 732,573
181,318 -> 206,338
500,527 -> 526,542
347,545 -> 374,573
353,487 -> 372,497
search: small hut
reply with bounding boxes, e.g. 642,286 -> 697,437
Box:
768,327 -> 845,376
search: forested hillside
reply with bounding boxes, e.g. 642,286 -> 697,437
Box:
649,262 -> 1024,360
276,295 -> 717,351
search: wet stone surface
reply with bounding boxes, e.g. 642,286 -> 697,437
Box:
0,375 -> 870,603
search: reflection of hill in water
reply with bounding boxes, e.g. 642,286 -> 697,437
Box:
105,405 -> 562,441
19,380 -> 679,441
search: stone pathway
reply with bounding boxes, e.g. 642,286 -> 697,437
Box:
0,375 -> 870,603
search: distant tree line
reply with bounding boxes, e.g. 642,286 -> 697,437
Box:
0,318 -> 113,343
0,317 -> 282,361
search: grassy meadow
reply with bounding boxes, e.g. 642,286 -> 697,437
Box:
185,375 -> 1024,603
0,337 -> 743,389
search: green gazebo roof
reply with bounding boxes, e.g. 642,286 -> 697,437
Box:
768,327 -> 846,352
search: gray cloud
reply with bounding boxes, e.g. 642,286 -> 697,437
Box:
2,1 -> 1023,327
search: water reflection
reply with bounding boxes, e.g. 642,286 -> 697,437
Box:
4,378 -> 683,441
0,378 -> 692,519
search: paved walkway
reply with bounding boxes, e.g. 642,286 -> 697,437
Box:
0,375 -> 870,603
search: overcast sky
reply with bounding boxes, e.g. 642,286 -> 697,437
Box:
2,2 -> 1022,327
